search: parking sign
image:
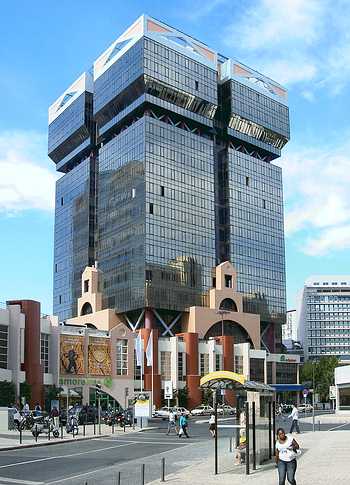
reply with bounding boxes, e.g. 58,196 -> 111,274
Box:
302,389 -> 309,398
164,381 -> 173,400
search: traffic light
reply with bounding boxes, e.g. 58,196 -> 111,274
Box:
96,384 -> 102,397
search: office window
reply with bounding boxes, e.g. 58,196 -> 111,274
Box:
160,351 -> 171,380
200,353 -> 209,376
234,355 -> 243,374
215,354 -> 222,371
160,185 -> 165,196
60,197 -> 64,206
245,176 -> 250,187
225,275 -> 232,288
0,325 -> 8,369
40,333 -> 49,373
116,339 -> 128,375
149,203 -> 154,214
195,80 -> 199,90
178,352 -> 185,380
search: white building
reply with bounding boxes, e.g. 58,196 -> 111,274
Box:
335,365 -> 350,414
283,309 -> 297,340
296,276 -> 350,362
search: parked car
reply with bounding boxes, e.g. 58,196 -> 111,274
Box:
190,405 -> 214,416
172,406 -> 190,416
297,403 -> 313,413
154,407 -> 172,419
217,405 -> 236,415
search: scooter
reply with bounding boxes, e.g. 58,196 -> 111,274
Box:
31,416 -> 60,438
66,414 -> 79,435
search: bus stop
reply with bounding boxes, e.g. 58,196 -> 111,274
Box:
200,371 -> 276,475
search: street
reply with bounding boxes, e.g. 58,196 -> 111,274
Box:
0,413 -> 348,485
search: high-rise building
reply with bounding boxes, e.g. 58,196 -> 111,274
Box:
296,276 -> 350,361
48,15 -> 290,352
283,309 -> 297,340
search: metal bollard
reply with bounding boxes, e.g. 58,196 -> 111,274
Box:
112,421 -> 115,434
318,420 -> 321,431
229,437 -> 232,453
48,425 -> 51,441
19,427 -> 22,445
35,424 -> 38,443
141,463 -> 145,485
160,457 -> 165,482
116,471 -> 121,485
94,418 -> 96,435
123,422 -> 126,433
61,423 -> 63,439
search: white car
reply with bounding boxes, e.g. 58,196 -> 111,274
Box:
217,405 -> 236,415
297,404 -> 313,413
190,405 -> 214,416
173,406 -> 190,416
154,406 -> 172,419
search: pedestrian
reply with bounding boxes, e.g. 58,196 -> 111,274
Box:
34,403 -> 42,417
208,414 -> 216,437
289,404 -> 300,434
166,410 -> 178,435
275,427 -> 299,485
178,413 -> 189,438
51,406 -> 59,428
22,402 -> 30,416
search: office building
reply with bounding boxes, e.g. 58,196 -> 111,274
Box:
296,276 -> 350,361
283,309 -> 297,340
48,15 -> 290,358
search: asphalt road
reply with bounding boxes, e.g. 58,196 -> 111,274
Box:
0,413 -> 348,485
0,419 -> 232,485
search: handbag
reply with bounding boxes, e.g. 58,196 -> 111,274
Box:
178,427 -> 184,436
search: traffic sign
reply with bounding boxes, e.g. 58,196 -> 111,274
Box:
164,381 -> 173,400
329,385 -> 336,400
302,388 -> 309,398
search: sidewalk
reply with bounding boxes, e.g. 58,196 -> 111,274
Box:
148,430 -> 350,485
0,424 -> 154,450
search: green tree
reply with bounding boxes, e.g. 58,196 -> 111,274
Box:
0,381 -> 16,407
44,385 -> 63,412
300,356 -> 339,402
20,381 -> 32,405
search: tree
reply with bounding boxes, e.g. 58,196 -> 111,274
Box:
0,381 -> 16,407
20,381 -> 32,405
44,385 -> 63,412
300,356 -> 339,402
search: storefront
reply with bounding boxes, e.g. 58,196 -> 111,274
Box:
335,365 -> 350,414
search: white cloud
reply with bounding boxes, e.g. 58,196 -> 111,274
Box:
278,142 -> 350,256
222,0 -> 350,91
0,131 -> 58,213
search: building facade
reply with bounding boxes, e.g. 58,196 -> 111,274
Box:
0,301 -> 58,407
283,309 -> 297,340
296,276 -> 350,361
49,15 -> 290,354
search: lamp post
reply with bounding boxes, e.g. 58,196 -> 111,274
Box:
312,361 -> 315,432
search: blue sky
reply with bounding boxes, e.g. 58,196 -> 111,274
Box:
0,0 -> 349,314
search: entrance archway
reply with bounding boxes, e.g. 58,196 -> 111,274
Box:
204,320 -> 253,346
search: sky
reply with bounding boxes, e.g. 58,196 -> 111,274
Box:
0,0 -> 349,314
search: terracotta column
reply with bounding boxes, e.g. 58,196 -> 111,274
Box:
8,300 -> 43,408
183,333 -> 201,410
140,328 -> 161,409
218,335 -> 236,407
144,308 -> 154,329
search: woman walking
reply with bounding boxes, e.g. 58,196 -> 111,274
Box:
275,427 -> 299,485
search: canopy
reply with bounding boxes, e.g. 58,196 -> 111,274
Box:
200,370 -> 246,389
270,384 -> 306,392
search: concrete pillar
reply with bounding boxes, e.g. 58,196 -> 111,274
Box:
140,328 -> 161,409
183,333 -> 201,409
219,335 -> 236,407
8,300 -> 43,408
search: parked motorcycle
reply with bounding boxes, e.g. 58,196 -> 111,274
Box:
31,415 -> 60,438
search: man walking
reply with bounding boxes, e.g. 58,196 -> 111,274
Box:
179,413 -> 189,438
289,404 -> 300,434
166,410 -> 178,435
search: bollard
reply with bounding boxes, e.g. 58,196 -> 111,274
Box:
141,463 -> 145,485
48,425 -> 51,441
94,418 -> 96,435
268,402 -> 272,460
245,401 -> 250,476
123,422 -> 126,433
35,424 -> 38,443
19,427 -> 22,445
252,401 -> 256,471
116,471 -> 121,485
318,420 -> 321,431
112,421 -> 115,434
160,457 -> 165,482
229,437 -> 232,453
61,423 -> 63,439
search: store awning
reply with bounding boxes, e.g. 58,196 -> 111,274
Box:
270,384 -> 305,392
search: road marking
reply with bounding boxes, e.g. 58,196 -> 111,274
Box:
0,478 -> 43,485
328,422 -> 349,431
0,443 -> 135,469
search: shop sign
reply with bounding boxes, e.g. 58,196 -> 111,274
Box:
59,376 -> 113,388
279,355 -> 297,363
164,381 -> 173,400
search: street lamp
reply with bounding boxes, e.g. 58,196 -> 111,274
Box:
216,309 -> 230,337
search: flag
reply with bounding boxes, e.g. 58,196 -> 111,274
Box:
135,332 -> 142,367
146,331 -> 153,367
